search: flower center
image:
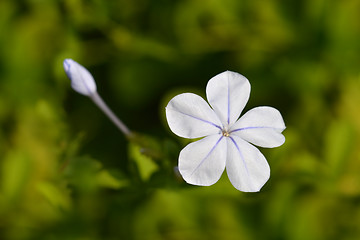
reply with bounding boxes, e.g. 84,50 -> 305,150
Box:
222,129 -> 230,137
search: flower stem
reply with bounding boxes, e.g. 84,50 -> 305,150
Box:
90,92 -> 132,137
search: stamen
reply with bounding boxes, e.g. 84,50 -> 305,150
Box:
222,130 -> 230,137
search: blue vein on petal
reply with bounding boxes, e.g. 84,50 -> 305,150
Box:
229,136 -> 255,190
227,74 -> 230,125
229,137 -> 249,175
171,109 -> 222,130
230,126 -> 284,133
73,61 -> 94,95
190,136 -> 223,176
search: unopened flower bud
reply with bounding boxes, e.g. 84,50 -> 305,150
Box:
63,59 -> 97,96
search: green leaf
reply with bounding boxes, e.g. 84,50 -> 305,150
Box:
36,181 -> 71,210
129,143 -> 159,181
1,151 -> 31,204
96,170 -> 128,189
324,120 -> 354,178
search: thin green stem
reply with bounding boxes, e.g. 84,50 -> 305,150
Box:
90,92 -> 132,137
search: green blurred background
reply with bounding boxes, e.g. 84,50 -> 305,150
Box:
1,0 -> 360,239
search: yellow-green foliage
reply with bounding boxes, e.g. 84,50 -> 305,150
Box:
0,0 -> 360,239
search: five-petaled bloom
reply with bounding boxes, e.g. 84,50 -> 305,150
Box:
166,71 -> 285,192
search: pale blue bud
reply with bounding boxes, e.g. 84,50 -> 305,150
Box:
63,59 -> 97,96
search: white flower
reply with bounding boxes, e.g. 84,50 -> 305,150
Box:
166,71 -> 285,192
63,59 -> 97,96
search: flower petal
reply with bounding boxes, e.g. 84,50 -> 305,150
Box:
166,93 -> 222,139
206,71 -> 250,126
226,136 -> 270,192
230,107 -> 286,148
63,59 -> 97,96
179,135 -> 227,186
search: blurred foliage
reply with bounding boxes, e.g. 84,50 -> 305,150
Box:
0,0 -> 360,239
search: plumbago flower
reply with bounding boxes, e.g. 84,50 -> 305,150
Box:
166,71 -> 285,192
